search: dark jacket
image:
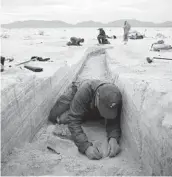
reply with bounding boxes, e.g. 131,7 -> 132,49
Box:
99,29 -> 106,36
68,80 -> 121,154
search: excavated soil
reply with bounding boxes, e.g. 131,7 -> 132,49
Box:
2,54 -> 144,176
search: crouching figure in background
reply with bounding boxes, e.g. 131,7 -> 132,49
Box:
67,37 -> 85,46
48,79 -> 122,160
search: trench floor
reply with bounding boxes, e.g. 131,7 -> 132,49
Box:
2,54 -> 144,176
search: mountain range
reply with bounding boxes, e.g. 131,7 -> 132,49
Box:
2,19 -> 172,28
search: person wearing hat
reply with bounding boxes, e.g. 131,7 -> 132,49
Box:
67,37 -> 84,46
67,79 -> 122,160
97,28 -> 109,44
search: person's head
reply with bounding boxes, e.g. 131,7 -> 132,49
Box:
66,41 -> 72,46
80,38 -> 84,43
95,84 -> 122,119
98,28 -> 103,31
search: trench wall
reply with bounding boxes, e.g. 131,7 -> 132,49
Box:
1,47 -> 105,161
105,50 -> 172,176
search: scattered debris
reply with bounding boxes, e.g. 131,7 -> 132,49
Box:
0,33 -> 10,39
155,33 -> 167,39
38,30 -> 44,36
129,31 -> 144,40
150,40 -> 172,51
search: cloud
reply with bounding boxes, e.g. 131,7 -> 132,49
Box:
1,0 -> 172,24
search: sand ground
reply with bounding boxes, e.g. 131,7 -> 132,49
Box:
1,28 -> 172,176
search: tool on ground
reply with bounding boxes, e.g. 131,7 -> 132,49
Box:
37,57 -> 50,61
31,56 -> 50,62
47,137 -> 62,155
24,65 -> 43,72
47,146 -> 60,155
16,57 -> 50,66
16,58 -> 35,66
146,57 -> 172,63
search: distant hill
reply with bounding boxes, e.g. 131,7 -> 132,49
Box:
2,19 -> 172,28
75,20 -> 104,27
159,21 -> 172,27
1,20 -> 73,28
107,19 -> 156,27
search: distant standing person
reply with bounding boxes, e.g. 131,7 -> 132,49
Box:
123,21 -> 131,44
67,37 -> 84,46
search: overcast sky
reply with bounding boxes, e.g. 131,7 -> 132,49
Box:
1,0 -> 172,24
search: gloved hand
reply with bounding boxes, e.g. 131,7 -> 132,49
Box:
85,146 -> 102,160
108,138 -> 120,158
100,139 -> 111,158
93,139 -> 110,158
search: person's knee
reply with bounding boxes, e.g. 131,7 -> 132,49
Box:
58,110 -> 70,124
48,112 -> 57,124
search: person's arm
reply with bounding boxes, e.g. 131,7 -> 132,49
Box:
106,103 -> 122,144
68,84 -> 93,154
106,35 -> 111,39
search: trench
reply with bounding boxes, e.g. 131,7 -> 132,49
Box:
2,53 -> 144,176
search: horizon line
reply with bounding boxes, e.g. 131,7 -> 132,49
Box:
2,19 -> 172,25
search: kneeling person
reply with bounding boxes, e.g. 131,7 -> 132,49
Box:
67,80 -> 122,160
97,28 -> 110,44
